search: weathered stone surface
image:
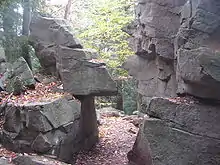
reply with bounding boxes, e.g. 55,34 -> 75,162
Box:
128,98 -> 220,165
30,16 -> 82,75
78,96 -> 98,151
12,155 -> 71,165
57,46 -> 117,96
6,57 -> 35,91
125,0 -> 220,101
175,0 -> 220,99
0,157 -> 13,165
177,47 -> 220,99
123,55 -> 176,98
31,133 -> 51,153
3,96 -> 81,163
30,16 -> 82,48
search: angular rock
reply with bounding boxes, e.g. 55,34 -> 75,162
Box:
177,47 -> 220,99
128,98 -> 220,165
12,155 -> 71,165
123,55 -> 176,98
6,57 -> 35,91
3,96 -> 81,163
31,133 -> 51,153
57,46 -> 117,96
30,16 -> 83,75
30,16 -> 82,48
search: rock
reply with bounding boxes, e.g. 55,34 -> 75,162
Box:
31,133 -> 51,153
12,155 -> 71,165
30,16 -> 83,75
96,107 -> 122,118
177,47 -> 220,100
78,96 -> 98,151
128,97 -> 220,165
0,45 -> 7,74
3,96 -> 81,163
123,55 -> 176,98
6,57 -> 35,92
0,157 -> 13,165
57,46 -> 117,96
30,16 -> 82,48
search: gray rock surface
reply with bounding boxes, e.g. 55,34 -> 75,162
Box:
6,57 -> 35,92
57,46 -> 117,96
124,0 -> 220,102
12,155 -> 71,165
128,98 -> 220,165
175,0 -> 220,99
3,96 -> 81,163
30,16 -> 82,75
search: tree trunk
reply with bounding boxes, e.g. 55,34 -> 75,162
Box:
64,0 -> 72,20
22,0 -> 32,70
22,0 -> 31,36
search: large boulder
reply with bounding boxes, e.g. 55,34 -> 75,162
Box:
57,46 -> 117,96
3,96 -> 81,163
177,47 -> 220,99
128,97 -> 220,165
30,16 -> 82,75
175,0 -> 220,99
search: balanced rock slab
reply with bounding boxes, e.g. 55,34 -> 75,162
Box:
128,97 -> 220,165
57,46 -> 117,96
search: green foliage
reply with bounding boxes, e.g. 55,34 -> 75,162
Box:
77,0 -> 134,77
122,78 -> 137,115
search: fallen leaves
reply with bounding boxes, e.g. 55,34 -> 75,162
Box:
76,116 -> 138,165
0,82 -> 66,106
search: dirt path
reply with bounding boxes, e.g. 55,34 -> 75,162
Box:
75,116 -> 138,165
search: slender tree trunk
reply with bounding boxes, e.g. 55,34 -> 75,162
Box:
22,0 -> 32,70
64,0 -> 72,20
22,0 -> 31,36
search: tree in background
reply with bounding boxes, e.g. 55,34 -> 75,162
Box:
77,0 -> 135,77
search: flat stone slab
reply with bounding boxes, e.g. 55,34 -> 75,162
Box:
13,155 -> 71,165
57,46 -> 117,96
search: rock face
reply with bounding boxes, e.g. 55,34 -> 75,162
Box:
125,0 -> 220,164
176,0 -> 220,99
128,98 -> 220,165
3,96 -> 81,163
123,0 -> 220,101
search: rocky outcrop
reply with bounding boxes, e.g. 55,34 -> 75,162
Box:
176,0 -> 220,99
128,98 -> 220,165
124,0 -> 220,101
3,96 -> 81,163
125,0 -> 220,164
28,16 -> 117,164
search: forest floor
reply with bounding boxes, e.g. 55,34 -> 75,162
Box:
76,116 -> 138,165
0,115 -> 138,165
